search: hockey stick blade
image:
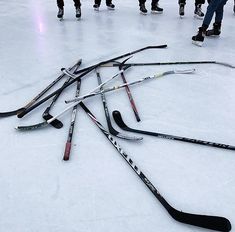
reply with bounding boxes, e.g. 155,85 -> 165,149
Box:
42,113 -> 63,129
168,207 -> 231,232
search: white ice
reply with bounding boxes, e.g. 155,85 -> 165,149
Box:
0,0 -> 235,231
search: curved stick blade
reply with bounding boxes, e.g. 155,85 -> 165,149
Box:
169,207 -> 231,232
42,113 -> 63,129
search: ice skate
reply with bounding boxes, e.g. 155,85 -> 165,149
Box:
151,4 -> 163,14
140,4 -> 147,14
76,7 -> 81,19
93,4 -> 100,11
57,8 -> 64,20
192,26 -> 206,46
194,4 -> 204,19
206,22 -> 221,36
107,3 -> 115,10
179,4 -> 185,18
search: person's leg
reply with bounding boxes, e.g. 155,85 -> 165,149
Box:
73,0 -> 81,8
214,0 -> 228,22
206,0 -> 228,35
194,0 -> 205,18
106,0 -> 115,9
73,0 -> 81,18
57,0 -> 64,8
151,0 -> 163,13
93,0 -> 102,10
95,0 -> 102,6
192,0 -> 221,45
57,0 -> 64,18
178,0 -> 186,17
178,0 -> 186,4
203,0 -> 221,26
139,0 -> 148,14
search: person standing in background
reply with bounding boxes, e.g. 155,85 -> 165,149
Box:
178,0 -> 205,18
192,0 -> 228,46
56,0 -> 82,19
93,0 -> 115,11
138,0 -> 163,14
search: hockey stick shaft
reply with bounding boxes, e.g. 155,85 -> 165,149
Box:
63,80 -> 82,161
118,62 -> 141,122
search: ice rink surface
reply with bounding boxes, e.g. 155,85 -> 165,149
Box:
0,0 -> 235,231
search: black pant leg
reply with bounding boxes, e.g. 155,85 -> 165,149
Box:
151,0 -> 159,6
178,0 -> 186,4
57,0 -> 64,8
73,0 -> 81,8
195,0 -> 205,4
95,0 -> 102,5
139,0 -> 146,6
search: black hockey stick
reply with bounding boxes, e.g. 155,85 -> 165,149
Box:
112,110 -> 235,151
95,67 -> 142,141
79,101 -> 231,232
119,59 -> 141,122
0,60 -> 82,118
42,60 -> 82,129
17,45 -> 167,118
63,79 -> 81,161
101,60 -> 235,68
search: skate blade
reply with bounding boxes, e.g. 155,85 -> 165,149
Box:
140,12 -> 148,15
194,14 -> 203,20
94,8 -> 99,11
179,15 -> 184,18
151,10 -> 163,14
192,40 -> 203,47
107,6 -> 115,10
59,17 -> 64,21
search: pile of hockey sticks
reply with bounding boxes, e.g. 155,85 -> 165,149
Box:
0,45 -> 234,232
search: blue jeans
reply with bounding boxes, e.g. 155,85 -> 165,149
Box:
203,0 -> 228,26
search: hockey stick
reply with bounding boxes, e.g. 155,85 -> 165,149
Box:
17,45 -> 167,118
95,67 -> 142,141
16,68 -> 129,131
112,110 -> 235,151
63,79 -> 82,161
119,59 -> 141,122
0,59 -> 82,118
66,69 -> 195,104
42,60 -> 82,129
79,101 -> 231,232
101,60 -> 235,68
